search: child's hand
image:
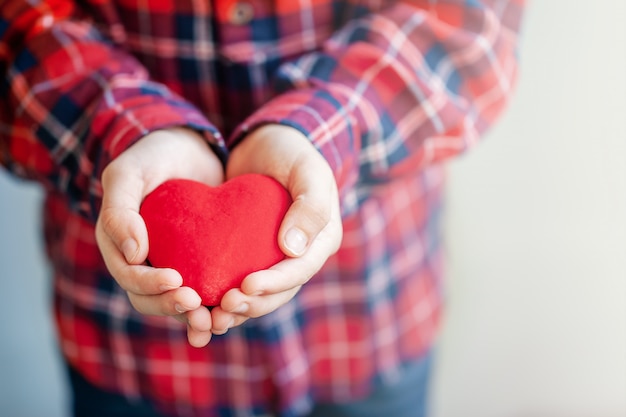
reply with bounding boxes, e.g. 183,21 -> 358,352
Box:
95,127 -> 224,348
210,124 -> 343,334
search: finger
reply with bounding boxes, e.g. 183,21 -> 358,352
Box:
242,211 -> 342,297
240,258 -> 317,296
186,306 -> 213,333
127,286 -> 202,316
187,324 -> 213,348
95,229 -> 182,294
219,199 -> 342,321
172,308 -> 214,347
210,305 -> 250,335
98,166 -> 149,265
118,264 -> 182,296
186,307 -> 214,348
221,286 -> 301,319
279,156 -> 335,257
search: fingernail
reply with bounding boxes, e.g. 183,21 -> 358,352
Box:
285,227 -> 307,256
231,303 -> 249,314
175,304 -> 187,314
121,238 -> 138,263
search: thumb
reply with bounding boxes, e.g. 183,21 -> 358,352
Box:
97,168 -> 149,266
278,160 -> 333,258
98,206 -> 149,265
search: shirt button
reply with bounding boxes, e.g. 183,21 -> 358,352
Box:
229,2 -> 255,25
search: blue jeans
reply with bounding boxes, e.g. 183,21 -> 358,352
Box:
68,352 -> 432,417
307,352 -> 433,417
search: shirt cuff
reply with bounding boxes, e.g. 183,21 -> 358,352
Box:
228,88 -> 360,204
86,94 -> 227,219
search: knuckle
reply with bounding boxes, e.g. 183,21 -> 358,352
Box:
248,287 -> 300,318
98,207 -> 122,237
296,196 -> 330,232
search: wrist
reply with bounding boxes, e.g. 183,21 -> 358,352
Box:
227,124 -> 311,180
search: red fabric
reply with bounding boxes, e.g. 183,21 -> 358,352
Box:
140,174 -> 291,306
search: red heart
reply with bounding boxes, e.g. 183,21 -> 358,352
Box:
140,174 -> 292,306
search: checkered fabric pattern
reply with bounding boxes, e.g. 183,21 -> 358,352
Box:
0,1 -> 524,416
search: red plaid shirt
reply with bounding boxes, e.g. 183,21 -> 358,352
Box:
0,1 -> 524,416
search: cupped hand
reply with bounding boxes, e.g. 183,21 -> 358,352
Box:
210,124 -> 343,335
95,127 -> 224,347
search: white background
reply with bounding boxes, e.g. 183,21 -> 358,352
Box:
1,1 -> 625,416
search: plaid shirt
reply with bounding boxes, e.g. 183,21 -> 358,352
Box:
0,1 -> 524,416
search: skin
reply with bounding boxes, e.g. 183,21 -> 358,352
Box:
95,124 -> 342,347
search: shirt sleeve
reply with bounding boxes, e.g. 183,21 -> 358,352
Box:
230,0 -> 525,210
0,0 -> 227,221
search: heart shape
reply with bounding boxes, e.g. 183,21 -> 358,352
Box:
140,174 -> 292,306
